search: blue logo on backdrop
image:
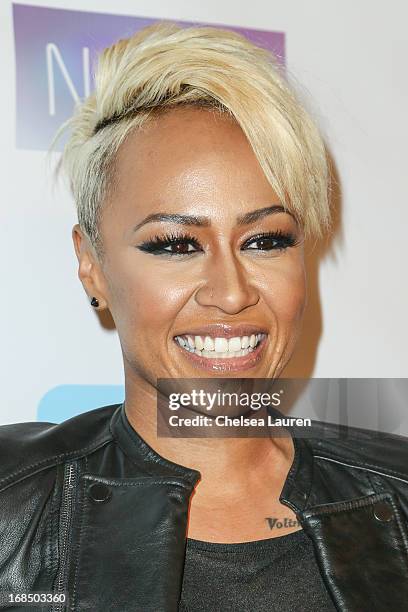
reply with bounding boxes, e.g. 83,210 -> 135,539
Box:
37,385 -> 125,423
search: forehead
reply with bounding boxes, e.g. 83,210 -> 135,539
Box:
105,106 -> 284,228
114,106 -> 257,171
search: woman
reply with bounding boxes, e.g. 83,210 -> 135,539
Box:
1,21 -> 407,612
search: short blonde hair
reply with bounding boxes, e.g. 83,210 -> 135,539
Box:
52,21 -> 331,256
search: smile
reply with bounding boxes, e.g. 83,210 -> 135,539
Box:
174,333 -> 266,358
173,329 -> 268,372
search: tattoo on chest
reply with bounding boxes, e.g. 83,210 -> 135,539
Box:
265,517 -> 301,529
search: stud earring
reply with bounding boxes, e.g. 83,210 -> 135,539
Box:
90,297 -> 99,308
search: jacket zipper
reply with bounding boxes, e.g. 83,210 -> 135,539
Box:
52,460 -> 79,612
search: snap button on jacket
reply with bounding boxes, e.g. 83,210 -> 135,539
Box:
88,482 -> 112,504
0,403 -> 408,611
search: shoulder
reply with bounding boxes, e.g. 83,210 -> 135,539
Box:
0,403 -> 119,491
307,419 -> 408,483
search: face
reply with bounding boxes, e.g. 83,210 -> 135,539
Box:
74,106 -> 306,389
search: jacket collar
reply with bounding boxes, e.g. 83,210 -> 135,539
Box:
109,401 -> 314,512
109,401 -> 200,486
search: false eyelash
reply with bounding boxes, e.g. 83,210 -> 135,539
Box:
137,229 -> 300,256
137,232 -> 203,255
241,229 -> 299,250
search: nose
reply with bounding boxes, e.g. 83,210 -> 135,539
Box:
194,250 -> 259,314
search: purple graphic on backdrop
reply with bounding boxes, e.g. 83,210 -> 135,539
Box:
13,3 -> 285,151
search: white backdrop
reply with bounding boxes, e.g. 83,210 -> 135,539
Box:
1,1 -> 407,428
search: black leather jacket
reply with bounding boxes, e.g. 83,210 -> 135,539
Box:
1,402 -> 408,611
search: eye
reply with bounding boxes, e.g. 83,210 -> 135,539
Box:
241,230 -> 299,252
137,233 -> 203,256
137,230 -> 300,257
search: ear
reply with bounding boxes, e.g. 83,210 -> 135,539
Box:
72,224 -> 109,310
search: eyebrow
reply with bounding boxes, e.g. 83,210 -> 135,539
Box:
132,204 -> 295,233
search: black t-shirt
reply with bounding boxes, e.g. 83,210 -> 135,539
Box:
179,529 -> 336,611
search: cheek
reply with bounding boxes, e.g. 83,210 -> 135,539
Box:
260,258 -> 306,325
107,256 -> 191,336
133,284 -> 188,332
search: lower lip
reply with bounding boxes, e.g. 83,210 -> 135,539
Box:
173,336 -> 268,372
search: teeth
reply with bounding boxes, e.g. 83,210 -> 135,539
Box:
228,337 -> 242,352
214,337 -> 228,353
187,335 -> 195,348
204,336 -> 214,351
195,335 -> 204,350
175,333 -> 266,358
197,348 -> 252,358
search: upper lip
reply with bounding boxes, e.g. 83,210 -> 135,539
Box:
173,323 -> 268,339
